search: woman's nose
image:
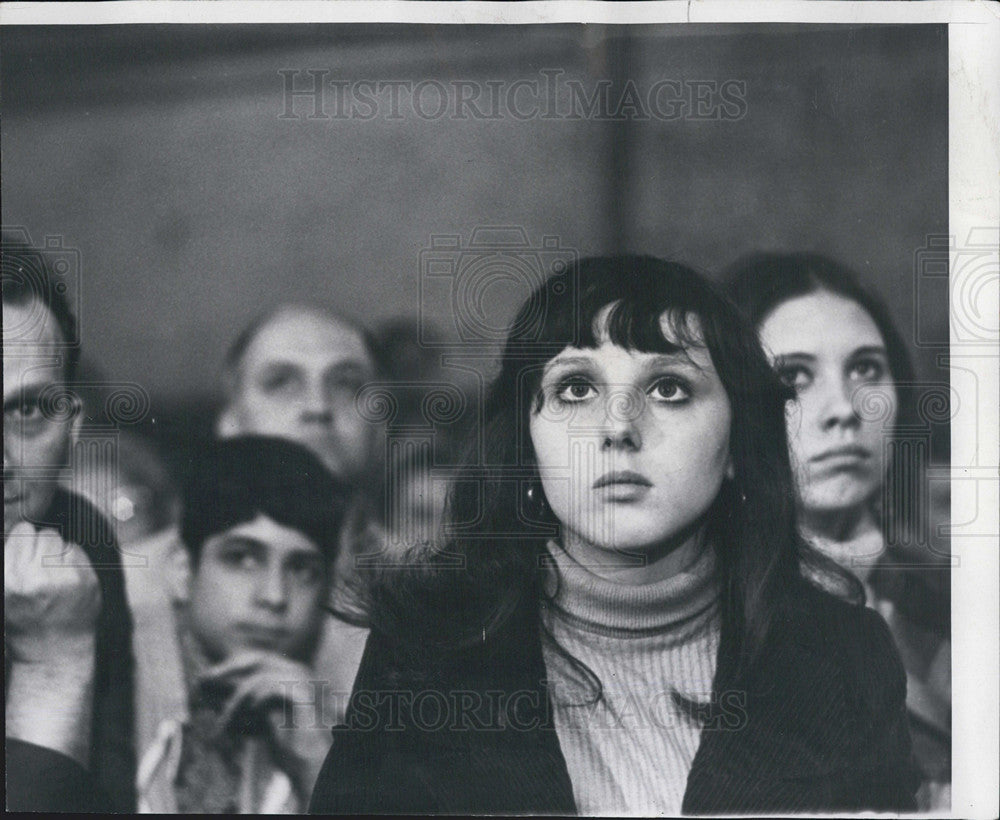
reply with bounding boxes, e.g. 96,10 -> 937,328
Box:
818,377 -> 860,431
601,387 -> 643,450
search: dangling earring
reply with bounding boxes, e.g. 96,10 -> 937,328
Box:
725,478 -> 746,520
525,481 -> 550,519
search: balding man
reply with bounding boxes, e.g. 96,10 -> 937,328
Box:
216,304 -> 383,488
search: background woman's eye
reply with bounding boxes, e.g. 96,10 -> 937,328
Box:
649,378 -> 688,401
19,400 -> 41,419
850,359 -> 885,381
776,365 -> 811,391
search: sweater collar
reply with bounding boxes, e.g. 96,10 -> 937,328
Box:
541,539 -> 719,636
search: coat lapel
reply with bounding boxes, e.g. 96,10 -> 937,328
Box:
683,603 -> 861,814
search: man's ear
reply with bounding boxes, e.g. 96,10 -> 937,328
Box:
725,454 -> 735,481
166,541 -> 194,604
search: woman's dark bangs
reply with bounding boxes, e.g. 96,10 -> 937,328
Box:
528,256 -> 713,356
573,295 -> 694,355
604,299 -> 695,354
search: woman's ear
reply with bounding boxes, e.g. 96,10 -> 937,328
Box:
725,455 -> 735,481
69,394 -> 85,442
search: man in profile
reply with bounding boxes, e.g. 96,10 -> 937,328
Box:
4,235 -> 136,811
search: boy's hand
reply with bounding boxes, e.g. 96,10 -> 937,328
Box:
199,649 -> 332,797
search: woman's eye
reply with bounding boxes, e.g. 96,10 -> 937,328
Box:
14,400 -> 42,420
555,378 -> 596,403
776,365 -> 811,392
849,359 -> 885,382
648,378 -> 689,402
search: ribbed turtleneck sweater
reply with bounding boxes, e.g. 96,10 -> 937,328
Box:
540,542 -> 721,817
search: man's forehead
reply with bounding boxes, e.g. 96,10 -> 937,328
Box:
3,304 -> 67,396
243,309 -> 371,367
3,298 -> 66,349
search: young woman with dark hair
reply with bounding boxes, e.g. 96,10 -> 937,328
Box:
726,251 -> 951,809
310,255 -> 919,815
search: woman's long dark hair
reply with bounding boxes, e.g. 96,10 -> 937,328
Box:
724,252 -> 948,634
362,256 -> 860,684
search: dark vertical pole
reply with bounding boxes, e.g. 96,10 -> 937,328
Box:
608,30 -> 635,255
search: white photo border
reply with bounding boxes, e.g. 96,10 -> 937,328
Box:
2,2 -> 997,817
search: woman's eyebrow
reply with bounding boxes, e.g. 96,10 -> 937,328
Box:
542,355 -> 596,374
772,352 -> 817,362
849,345 -> 889,358
644,351 -> 701,367
636,352 -> 711,377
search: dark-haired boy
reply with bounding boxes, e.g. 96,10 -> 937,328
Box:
134,436 -> 350,813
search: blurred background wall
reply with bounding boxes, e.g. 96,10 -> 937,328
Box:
3,23 -> 949,469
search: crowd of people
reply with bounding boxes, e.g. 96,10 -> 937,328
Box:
4,237 -> 950,813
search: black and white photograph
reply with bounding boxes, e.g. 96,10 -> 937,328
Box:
2,1 -> 997,816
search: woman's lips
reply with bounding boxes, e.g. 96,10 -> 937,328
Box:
810,445 -> 872,465
592,471 -> 653,500
592,470 -> 653,489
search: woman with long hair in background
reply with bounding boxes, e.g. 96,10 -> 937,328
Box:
726,252 -> 951,810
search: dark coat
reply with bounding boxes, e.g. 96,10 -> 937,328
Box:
5,488 -> 137,813
310,578 -> 919,815
6,739 -> 101,812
